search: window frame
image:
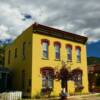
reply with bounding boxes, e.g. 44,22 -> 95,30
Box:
66,44 -> 72,61
54,41 -> 61,60
76,46 -> 81,62
41,71 -> 54,89
72,69 -> 83,88
41,39 -> 49,59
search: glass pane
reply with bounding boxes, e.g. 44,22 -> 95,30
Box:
42,76 -> 47,88
43,51 -> 48,58
77,49 -> 80,56
56,52 -> 60,59
77,55 -> 81,61
55,45 -> 60,52
67,47 -> 72,54
43,42 -> 48,51
48,79 -> 53,88
68,54 -> 72,60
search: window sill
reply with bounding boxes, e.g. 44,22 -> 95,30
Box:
42,57 -> 49,60
77,61 -> 81,63
67,60 -> 72,62
55,59 -> 61,61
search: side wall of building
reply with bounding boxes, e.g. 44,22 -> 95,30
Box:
5,26 -> 33,97
31,33 -> 89,97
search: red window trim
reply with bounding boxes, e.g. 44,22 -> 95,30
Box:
75,46 -> 81,50
41,39 -> 50,45
66,44 -> 72,49
54,41 -> 61,48
40,67 -> 54,76
72,68 -> 83,75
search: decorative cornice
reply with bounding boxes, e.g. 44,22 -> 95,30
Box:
32,23 -> 88,44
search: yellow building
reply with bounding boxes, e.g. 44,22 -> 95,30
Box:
5,23 -> 89,98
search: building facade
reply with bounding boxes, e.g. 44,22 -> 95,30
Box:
5,23 -> 89,98
88,64 -> 100,92
0,67 -> 10,92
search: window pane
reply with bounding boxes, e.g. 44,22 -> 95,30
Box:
42,76 -> 47,88
77,49 -> 80,56
67,47 -> 72,60
48,79 -> 53,88
42,42 -> 48,58
55,44 -> 60,59
73,73 -> 82,87
68,54 -> 72,60
55,45 -> 60,52
43,42 -> 48,51
43,51 -> 48,58
56,52 -> 60,59
76,48 -> 81,61
47,74 -> 53,88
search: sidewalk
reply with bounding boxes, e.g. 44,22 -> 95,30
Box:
68,93 -> 100,99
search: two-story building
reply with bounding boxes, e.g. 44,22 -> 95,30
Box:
5,23 -> 89,98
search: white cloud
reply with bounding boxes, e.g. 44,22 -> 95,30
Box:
0,0 -> 100,43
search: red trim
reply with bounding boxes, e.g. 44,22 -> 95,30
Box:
54,41 -> 61,47
75,46 -> 81,50
72,68 -> 83,74
41,39 -> 50,45
40,67 -> 54,74
66,44 -> 72,49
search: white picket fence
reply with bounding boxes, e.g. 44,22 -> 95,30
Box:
0,91 -> 22,100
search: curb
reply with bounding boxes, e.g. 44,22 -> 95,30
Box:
68,93 -> 100,99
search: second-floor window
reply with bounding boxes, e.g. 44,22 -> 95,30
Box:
66,45 -> 72,61
22,42 -> 26,59
41,39 -> 49,59
76,47 -> 81,62
8,50 -> 11,64
54,42 -> 60,60
14,48 -> 17,58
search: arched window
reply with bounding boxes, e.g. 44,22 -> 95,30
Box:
54,42 -> 61,60
66,44 -> 72,61
41,39 -> 49,59
72,68 -> 83,89
76,46 -> 81,62
40,67 -> 54,90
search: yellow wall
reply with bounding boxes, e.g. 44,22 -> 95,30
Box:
5,26 -> 89,98
31,33 -> 89,97
5,25 -> 33,97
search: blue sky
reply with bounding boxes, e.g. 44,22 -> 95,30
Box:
0,0 -> 100,57
87,41 -> 100,57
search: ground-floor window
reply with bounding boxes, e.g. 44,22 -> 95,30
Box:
42,72 -> 53,89
40,67 -> 54,93
72,69 -> 83,91
73,73 -> 82,87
